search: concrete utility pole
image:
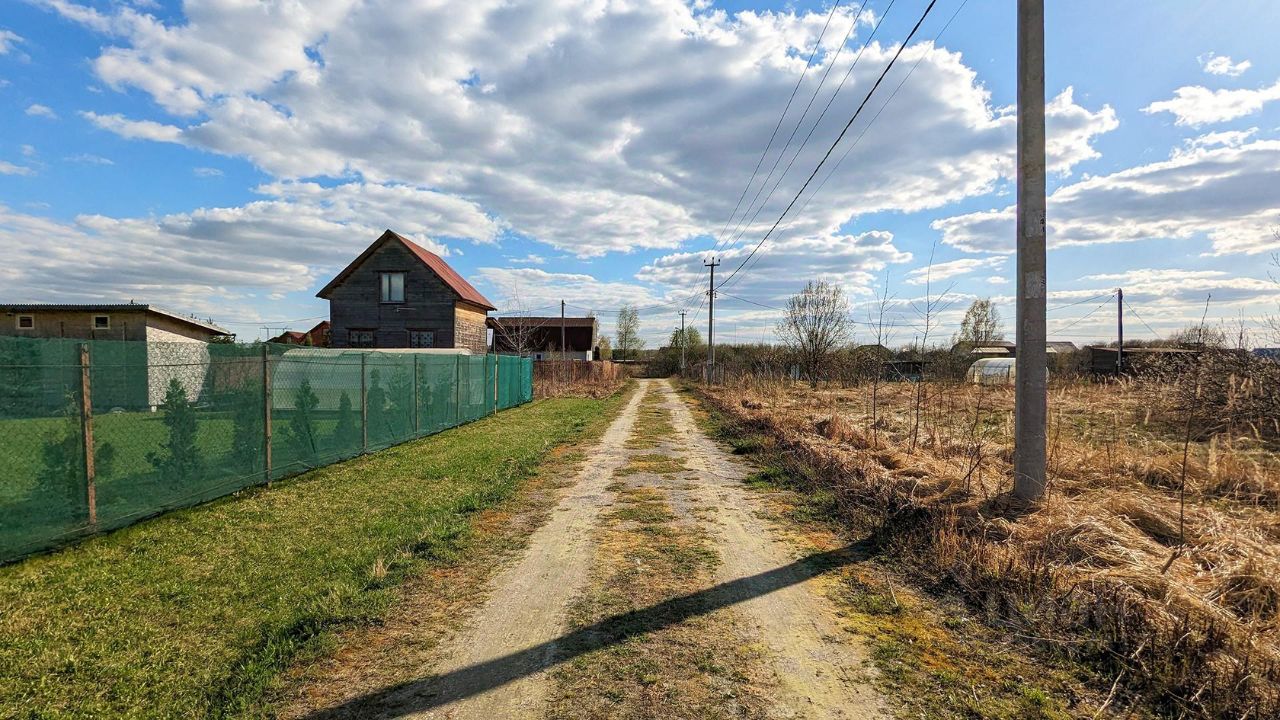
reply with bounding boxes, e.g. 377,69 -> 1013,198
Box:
1116,287 -> 1124,374
679,310 -> 688,373
704,258 -> 720,383
1013,0 -> 1047,503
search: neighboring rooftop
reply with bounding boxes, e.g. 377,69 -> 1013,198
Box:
0,302 -> 230,335
316,229 -> 496,311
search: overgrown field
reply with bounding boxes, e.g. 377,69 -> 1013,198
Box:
695,376 -> 1280,719
0,392 -> 622,718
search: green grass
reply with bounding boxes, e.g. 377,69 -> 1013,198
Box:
0,392 -> 624,719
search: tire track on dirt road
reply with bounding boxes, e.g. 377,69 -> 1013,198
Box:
654,379 -> 887,719
351,385 -> 647,719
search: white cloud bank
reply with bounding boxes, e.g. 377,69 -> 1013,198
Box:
1143,79 -> 1280,126
932,137 -> 1280,257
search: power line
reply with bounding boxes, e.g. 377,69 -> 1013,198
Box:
1046,291 -> 1113,313
717,0 -> 942,292
1051,293 -> 1116,334
708,0 -> 848,257
1122,298 -> 1161,338
731,0 -> 968,284
718,0 -> 892,254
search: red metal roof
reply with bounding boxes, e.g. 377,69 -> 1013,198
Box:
316,230 -> 496,311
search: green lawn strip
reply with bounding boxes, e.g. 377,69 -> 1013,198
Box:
0,393 -> 622,718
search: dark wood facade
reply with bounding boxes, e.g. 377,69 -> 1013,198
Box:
318,231 -> 495,353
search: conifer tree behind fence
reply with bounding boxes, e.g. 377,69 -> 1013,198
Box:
0,337 -> 534,563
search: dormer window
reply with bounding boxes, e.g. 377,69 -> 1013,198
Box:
380,272 -> 405,303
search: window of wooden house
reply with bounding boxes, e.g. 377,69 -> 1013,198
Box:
93,315 -> 110,330
16,315 -> 34,330
349,329 -> 375,348
380,272 -> 405,303
409,330 -> 434,348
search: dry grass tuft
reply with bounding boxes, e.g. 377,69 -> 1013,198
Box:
696,376 -> 1280,719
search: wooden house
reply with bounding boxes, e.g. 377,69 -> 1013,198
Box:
488,316 -> 598,360
317,230 -> 496,352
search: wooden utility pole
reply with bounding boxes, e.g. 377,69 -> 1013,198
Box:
1116,287 -> 1124,374
1013,0 -> 1047,503
679,310 -> 688,374
705,258 -> 719,383
79,344 -> 97,525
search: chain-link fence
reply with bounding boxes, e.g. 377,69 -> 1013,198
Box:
0,337 -> 534,563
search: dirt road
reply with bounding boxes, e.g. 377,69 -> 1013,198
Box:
299,379 -> 883,719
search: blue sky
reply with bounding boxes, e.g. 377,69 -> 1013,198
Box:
2,0 -> 1278,346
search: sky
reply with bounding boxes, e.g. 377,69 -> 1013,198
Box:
1,0 -> 1279,348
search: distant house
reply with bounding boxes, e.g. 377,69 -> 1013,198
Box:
269,320 -> 330,347
0,302 -> 232,409
954,340 -> 1077,357
317,230 -> 496,353
1,302 -> 231,343
488,316 -> 598,360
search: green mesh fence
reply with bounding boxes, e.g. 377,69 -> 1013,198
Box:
0,338 -> 533,563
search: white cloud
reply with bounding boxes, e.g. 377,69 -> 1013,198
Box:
65,153 -> 114,165
904,256 -> 1004,286
48,0 -> 1115,260
985,275 -> 1008,285
0,29 -> 21,55
0,180 -> 500,315
193,166 -> 223,177
1143,79 -> 1280,126
20,144 -> 36,157
1199,53 -> 1251,78
478,267 -> 659,317
504,253 -> 545,266
932,138 -> 1280,256
0,161 -> 33,176
80,111 -> 182,141
25,104 -> 57,119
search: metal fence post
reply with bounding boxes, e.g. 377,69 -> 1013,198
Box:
492,354 -> 499,414
361,353 -> 369,452
413,354 -> 421,436
262,344 -> 272,486
78,343 -> 97,526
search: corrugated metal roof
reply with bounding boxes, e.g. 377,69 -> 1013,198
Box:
0,303 -> 230,335
316,230 -> 496,311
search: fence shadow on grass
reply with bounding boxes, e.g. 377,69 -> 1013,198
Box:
300,540 -> 878,719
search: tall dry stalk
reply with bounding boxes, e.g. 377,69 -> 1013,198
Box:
908,242 -> 954,454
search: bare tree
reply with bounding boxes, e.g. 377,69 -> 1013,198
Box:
953,298 -> 1005,346
908,242 -> 955,453
868,273 -> 895,447
615,304 -> 644,361
490,289 -> 548,356
1267,246 -> 1280,344
776,280 -> 852,389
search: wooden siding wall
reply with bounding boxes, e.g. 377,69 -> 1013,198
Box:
1,310 -> 151,341
327,241 -> 460,348
454,302 -> 489,354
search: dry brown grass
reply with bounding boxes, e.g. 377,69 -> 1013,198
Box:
697,376 -> 1280,719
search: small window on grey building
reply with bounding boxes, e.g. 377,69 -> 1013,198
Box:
409,330 -> 434,348
380,272 -> 405,303
16,315 -> 34,330
349,329 -> 375,348
94,315 -> 110,330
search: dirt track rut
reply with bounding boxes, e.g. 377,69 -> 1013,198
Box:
320,379 -> 882,719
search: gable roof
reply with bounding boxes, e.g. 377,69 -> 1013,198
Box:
316,230 -> 496,311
